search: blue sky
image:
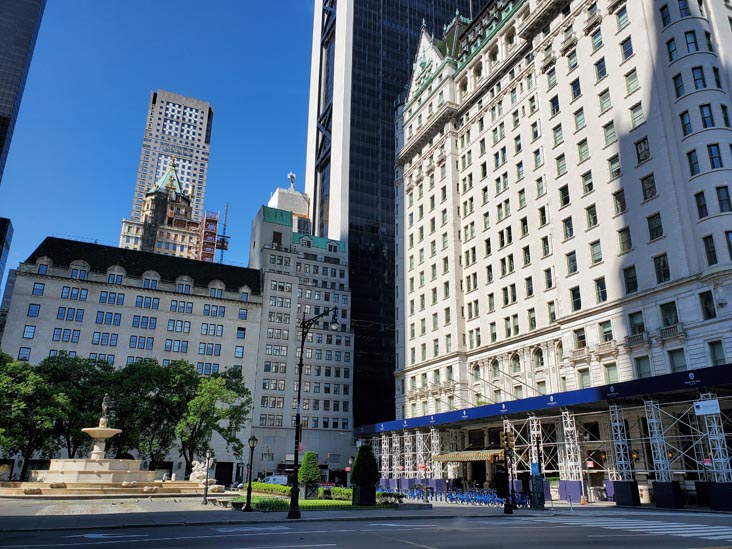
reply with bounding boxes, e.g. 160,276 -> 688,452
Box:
0,0 -> 315,289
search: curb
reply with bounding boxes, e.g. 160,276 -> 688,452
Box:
0,511 -> 545,533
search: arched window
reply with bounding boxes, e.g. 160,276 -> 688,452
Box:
533,348 -> 545,370
511,354 -> 521,374
490,359 -> 499,379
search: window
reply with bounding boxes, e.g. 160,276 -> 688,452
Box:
604,362 -> 618,384
603,122 -> 617,145
22,325 -> 36,339
685,31 -> 698,52
688,149 -> 700,175
550,95 -> 560,116
595,277 -> 607,302
590,240 -> 602,264
717,186 -> 732,212
599,320 -> 613,342
623,266 -> 638,294
617,6 -> 629,29
667,38 -> 678,61
608,155 -> 621,178
591,29 -> 603,51
574,328 -> 587,349
669,349 -> 687,373
582,172 -> 594,194
570,286 -> 581,311
614,190 -> 627,214
570,78 -> 581,99
547,67 -> 557,88
18,347 -> 31,361
621,38 -> 634,60
27,304 -> 40,317
577,139 -> 590,163
553,124 -> 564,145
654,253 -> 671,283
595,58 -> 607,80
692,66 -> 706,90
660,5 -> 671,27
673,74 -> 685,98
563,217 -> 574,240
635,138 -> 650,163
635,356 -> 652,378
641,174 -> 657,200
556,154 -> 567,176
566,251 -> 578,274
699,290 -> 717,320
709,341 -> 726,366
695,192 -> 708,218
703,235 -> 718,265
578,369 -> 591,389
660,301 -> 679,327
568,49 -> 578,71
586,205 -> 598,228
559,185 -> 570,207
629,311 -> 645,335
678,0 -> 691,17
574,108 -> 586,130
630,104 -> 644,128
647,213 -> 664,240
708,143 -> 723,169
700,104 -> 714,128
599,89 -> 612,112
680,111 -> 692,136
32,283 -> 45,296
618,227 -> 632,253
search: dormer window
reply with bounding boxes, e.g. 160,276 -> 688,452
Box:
210,287 -> 223,298
143,278 -> 158,289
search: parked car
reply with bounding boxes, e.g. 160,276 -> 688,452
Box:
262,475 -> 289,486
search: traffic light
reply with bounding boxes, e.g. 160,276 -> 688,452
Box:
500,430 -> 514,449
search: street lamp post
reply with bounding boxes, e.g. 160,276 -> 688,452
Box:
288,307 -> 339,520
244,435 -> 258,511
201,448 -> 212,505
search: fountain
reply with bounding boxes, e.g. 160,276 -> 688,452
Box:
31,394 -> 156,484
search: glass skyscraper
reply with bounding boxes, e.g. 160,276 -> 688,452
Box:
305,0 -> 483,426
0,0 -> 45,184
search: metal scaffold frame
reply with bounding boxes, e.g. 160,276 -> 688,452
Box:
609,404 -> 633,481
391,432 -> 402,478
699,393 -> 732,483
430,428 -> 442,479
644,399 -> 672,482
380,433 -> 391,478
415,430 -> 430,479
403,431 -> 415,478
529,415 -> 544,474
560,410 -> 582,481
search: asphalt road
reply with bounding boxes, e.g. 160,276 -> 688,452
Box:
3,513 -> 732,549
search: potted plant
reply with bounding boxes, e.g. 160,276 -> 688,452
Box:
351,444 -> 379,506
298,451 -> 321,500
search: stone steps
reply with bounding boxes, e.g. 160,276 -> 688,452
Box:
0,481 -> 219,497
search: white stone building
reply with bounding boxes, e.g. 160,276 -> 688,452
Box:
370,0 -> 732,504
249,182 -> 355,484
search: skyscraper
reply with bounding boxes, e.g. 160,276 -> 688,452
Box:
0,0 -> 45,184
127,90 -> 213,223
305,0 -> 484,426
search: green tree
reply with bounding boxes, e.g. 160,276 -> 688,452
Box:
175,372 -> 252,478
109,359 -> 199,467
350,444 -> 379,487
299,451 -> 321,487
0,357 -> 70,480
36,355 -> 115,458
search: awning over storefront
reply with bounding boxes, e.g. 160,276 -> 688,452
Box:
432,449 -> 502,462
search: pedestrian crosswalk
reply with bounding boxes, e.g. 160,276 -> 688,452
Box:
527,516 -> 732,541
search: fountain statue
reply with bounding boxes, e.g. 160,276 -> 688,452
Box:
81,394 -> 122,460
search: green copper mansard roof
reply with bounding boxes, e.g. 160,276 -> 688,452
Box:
148,158 -> 183,195
262,206 -> 293,227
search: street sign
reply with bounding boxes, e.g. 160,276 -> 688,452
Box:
703,458 -> 712,466
531,462 -> 539,476
419,464 -> 427,470
298,444 -> 304,452
694,399 -> 720,416
345,467 -> 351,472
586,460 -> 594,468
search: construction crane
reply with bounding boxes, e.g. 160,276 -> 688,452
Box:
216,202 -> 230,263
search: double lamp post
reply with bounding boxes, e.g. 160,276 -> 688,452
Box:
288,307 -> 339,520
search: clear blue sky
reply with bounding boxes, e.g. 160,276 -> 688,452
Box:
0,0 -> 314,290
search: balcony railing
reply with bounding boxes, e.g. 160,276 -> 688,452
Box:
570,347 -> 590,363
625,332 -> 648,347
658,323 -> 685,341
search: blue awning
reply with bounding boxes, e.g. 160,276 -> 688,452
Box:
356,363 -> 732,436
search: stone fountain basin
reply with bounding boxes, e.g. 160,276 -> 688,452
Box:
81,427 -> 122,439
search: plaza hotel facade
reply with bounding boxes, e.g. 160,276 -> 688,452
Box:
358,0 -> 732,508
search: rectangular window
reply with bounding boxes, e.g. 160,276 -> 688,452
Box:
641,174 -> 657,200
680,111 -> 692,135
688,149 -> 700,175
660,5 -> 671,26
635,356 -> 652,378
630,103 -> 644,128
647,213 -> 664,240
623,266 -> 638,294
709,341 -> 725,366
595,58 -> 607,80
668,349 -> 687,373
608,155 -> 621,178
700,104 -> 714,128
654,253 -> 671,283
692,66 -> 706,89
699,290 -> 717,320
717,186 -> 732,212
635,137 -> 650,163
667,38 -> 678,61
696,192 -> 708,218
685,30 -> 698,52
673,74 -> 685,98
570,286 -> 581,311
621,37 -> 634,60
595,277 -> 607,303
703,235 -> 718,265
708,143 -> 723,169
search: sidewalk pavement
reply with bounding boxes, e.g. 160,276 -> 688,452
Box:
0,496 -> 721,533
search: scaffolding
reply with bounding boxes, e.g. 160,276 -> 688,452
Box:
380,433 -> 391,479
609,404 -> 633,481
699,393 -> 732,483
403,431 -> 415,478
644,399 -> 672,482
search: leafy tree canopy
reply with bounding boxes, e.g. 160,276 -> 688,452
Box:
350,444 -> 379,487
